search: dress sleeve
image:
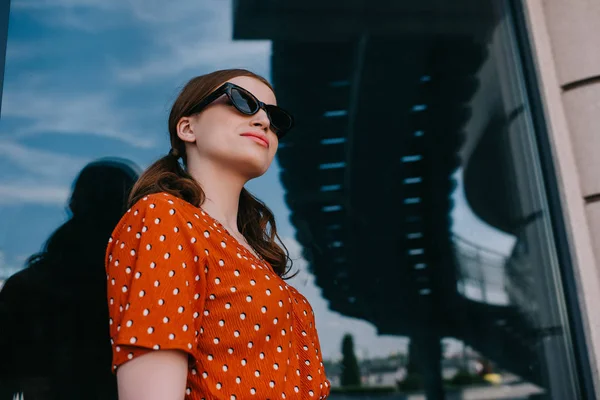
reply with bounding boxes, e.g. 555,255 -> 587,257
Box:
105,195 -> 206,372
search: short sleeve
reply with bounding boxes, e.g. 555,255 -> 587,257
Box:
105,194 -> 207,372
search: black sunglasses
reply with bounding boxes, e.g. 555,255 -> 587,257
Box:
185,82 -> 294,138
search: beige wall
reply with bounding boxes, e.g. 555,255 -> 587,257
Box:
524,0 -> 600,396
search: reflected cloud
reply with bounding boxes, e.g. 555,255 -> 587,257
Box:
0,183 -> 69,205
114,41 -> 271,84
0,140 -> 87,178
1,88 -> 155,148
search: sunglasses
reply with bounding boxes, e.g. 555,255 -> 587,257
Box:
185,82 -> 294,138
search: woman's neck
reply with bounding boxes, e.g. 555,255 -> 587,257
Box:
185,157 -> 246,235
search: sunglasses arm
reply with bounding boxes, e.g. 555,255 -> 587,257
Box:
185,87 -> 228,116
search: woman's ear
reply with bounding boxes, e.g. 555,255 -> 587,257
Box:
176,116 -> 197,143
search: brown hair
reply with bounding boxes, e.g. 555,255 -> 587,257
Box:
128,69 -> 295,278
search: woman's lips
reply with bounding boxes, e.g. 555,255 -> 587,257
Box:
241,133 -> 269,148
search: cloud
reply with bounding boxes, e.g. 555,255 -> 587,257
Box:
0,183 -> 70,206
12,0 -> 120,11
114,41 -> 271,84
1,87 -> 156,149
0,250 -> 26,281
0,140 -> 88,179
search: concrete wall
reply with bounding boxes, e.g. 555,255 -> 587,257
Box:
524,0 -> 600,397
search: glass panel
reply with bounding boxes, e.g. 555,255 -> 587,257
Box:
0,0 -> 585,398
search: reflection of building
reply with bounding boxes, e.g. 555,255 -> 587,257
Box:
234,0 -> 600,398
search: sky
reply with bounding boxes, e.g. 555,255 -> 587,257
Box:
0,0 -> 516,361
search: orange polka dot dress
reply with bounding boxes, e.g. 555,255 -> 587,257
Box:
105,192 -> 331,399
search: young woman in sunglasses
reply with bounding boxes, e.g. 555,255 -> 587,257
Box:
105,69 -> 331,400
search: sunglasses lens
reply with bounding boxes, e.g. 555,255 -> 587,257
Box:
230,88 -> 258,114
266,106 -> 293,136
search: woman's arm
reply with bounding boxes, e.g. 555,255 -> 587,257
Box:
116,350 -> 188,400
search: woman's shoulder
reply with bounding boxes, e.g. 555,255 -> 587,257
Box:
128,192 -> 203,219
114,192 -> 209,236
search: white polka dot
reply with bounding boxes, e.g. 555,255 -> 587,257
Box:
139,290 -> 145,297
153,345 -> 160,350
219,259 -> 225,266
126,320 -> 133,327
169,333 -> 175,340
215,278 -> 221,284
216,383 -> 222,390
154,280 -> 160,287
178,306 -> 184,313
116,346 -> 121,352
183,324 -> 189,332
214,338 -> 219,344
130,337 -> 137,344
241,359 -> 247,366
169,270 -> 175,277
146,244 -> 152,251
164,253 -> 170,259
250,388 -> 256,395
150,262 -> 156,269
240,313 -> 246,320
158,299 -> 164,306
163,317 -> 169,323
221,241 -> 226,248
254,371 -> 260,377
125,267 -> 131,274
122,286 -> 128,293
222,364 -> 228,371
147,327 -> 154,334
173,288 -> 179,295
128,353 -> 133,360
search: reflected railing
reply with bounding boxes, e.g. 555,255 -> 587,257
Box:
453,235 -> 510,305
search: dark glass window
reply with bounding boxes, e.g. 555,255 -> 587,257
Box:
0,0 -> 587,398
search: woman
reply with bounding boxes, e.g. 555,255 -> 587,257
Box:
105,69 -> 331,400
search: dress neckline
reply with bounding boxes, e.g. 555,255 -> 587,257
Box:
198,207 -> 264,263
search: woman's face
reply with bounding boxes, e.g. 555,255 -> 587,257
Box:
178,76 -> 279,179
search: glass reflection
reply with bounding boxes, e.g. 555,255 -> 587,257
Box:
0,0 -> 586,399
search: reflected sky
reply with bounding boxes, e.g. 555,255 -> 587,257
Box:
0,0 -> 522,362
0,0 -> 411,360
